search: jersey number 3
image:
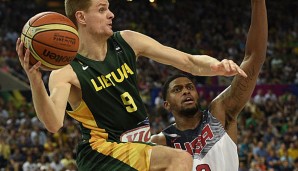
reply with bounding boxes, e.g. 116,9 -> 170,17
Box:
121,92 -> 137,113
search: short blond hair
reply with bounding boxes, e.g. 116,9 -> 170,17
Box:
64,0 -> 92,27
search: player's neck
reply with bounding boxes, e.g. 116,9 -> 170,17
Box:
78,31 -> 110,61
174,113 -> 201,131
78,39 -> 108,61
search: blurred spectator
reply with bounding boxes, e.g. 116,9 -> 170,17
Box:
0,136 -> 11,169
9,148 -> 25,171
22,155 -> 37,171
266,149 -> 281,170
154,91 -> 164,109
288,142 -> 298,161
60,150 -> 76,170
30,125 -> 47,146
294,158 -> 298,171
253,89 -> 265,107
50,153 -> 64,171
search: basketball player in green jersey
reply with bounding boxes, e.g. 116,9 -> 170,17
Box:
16,0 -> 247,170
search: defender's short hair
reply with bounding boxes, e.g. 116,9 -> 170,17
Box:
162,74 -> 193,100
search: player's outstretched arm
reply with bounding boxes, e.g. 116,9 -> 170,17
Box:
120,30 -> 246,77
210,0 -> 268,132
16,38 -> 69,133
226,0 -> 267,114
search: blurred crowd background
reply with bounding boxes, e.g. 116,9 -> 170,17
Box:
0,0 -> 297,170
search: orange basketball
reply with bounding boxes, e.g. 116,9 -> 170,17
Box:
21,11 -> 79,71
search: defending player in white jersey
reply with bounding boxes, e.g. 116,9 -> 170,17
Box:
151,0 -> 268,170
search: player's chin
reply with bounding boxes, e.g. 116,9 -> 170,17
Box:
105,30 -> 113,37
182,104 -> 196,110
181,107 -> 198,117
107,27 -> 113,34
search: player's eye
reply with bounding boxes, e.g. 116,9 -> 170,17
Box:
99,8 -> 106,12
187,85 -> 194,90
173,87 -> 181,93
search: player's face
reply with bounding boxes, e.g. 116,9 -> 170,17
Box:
165,77 -> 200,117
81,0 -> 114,36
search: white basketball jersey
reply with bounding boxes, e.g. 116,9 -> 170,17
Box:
162,110 -> 239,171
192,132 -> 238,171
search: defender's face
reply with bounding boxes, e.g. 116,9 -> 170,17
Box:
82,0 -> 114,36
165,77 -> 199,116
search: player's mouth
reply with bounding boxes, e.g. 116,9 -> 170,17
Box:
182,97 -> 194,104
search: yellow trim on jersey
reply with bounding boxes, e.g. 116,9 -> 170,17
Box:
67,101 -> 151,170
89,132 -> 151,171
67,101 -> 108,139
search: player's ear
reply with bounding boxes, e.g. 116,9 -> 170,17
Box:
75,11 -> 86,25
164,101 -> 170,111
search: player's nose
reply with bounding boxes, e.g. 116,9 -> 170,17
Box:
108,9 -> 114,19
182,87 -> 191,95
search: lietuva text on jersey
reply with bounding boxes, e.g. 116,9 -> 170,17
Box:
91,63 -> 134,91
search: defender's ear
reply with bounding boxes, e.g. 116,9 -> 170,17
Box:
164,101 -> 170,111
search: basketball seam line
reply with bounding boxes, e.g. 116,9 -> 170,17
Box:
30,23 -> 77,30
21,32 -> 78,53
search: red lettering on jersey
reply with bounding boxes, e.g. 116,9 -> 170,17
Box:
194,124 -> 213,155
201,125 -> 214,146
194,139 -> 203,155
184,142 -> 194,155
120,125 -> 151,142
126,133 -> 138,142
144,129 -> 151,141
196,164 -> 211,171
173,124 -> 214,155
174,143 -> 182,149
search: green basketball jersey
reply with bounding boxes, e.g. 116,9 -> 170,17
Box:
68,32 -> 150,143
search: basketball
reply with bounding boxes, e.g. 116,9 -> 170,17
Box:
21,11 -> 79,71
